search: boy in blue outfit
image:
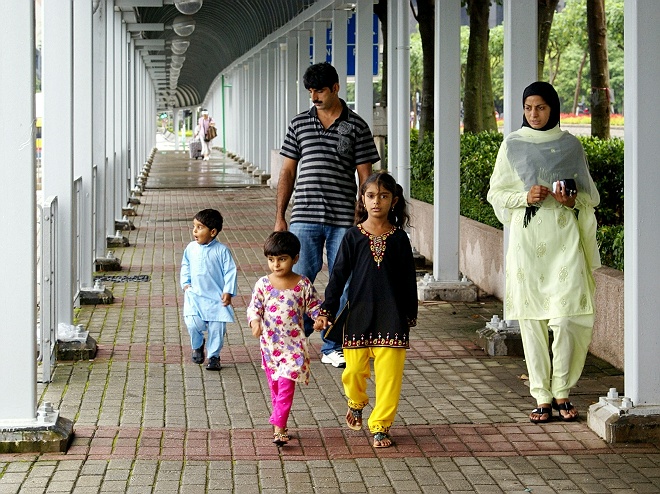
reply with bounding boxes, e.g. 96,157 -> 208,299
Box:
180,209 -> 238,370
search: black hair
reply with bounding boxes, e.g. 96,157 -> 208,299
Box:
263,231 -> 301,258
303,62 -> 339,90
194,208 -> 224,233
355,171 -> 411,228
521,81 -> 561,131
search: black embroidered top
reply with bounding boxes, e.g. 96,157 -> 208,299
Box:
320,225 -> 418,349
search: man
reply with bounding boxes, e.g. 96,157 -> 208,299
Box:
275,62 -> 380,368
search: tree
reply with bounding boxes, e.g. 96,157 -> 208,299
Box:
410,0 -> 435,144
587,0 -> 610,138
538,0 -> 560,79
463,0 -> 496,133
410,30 -> 424,128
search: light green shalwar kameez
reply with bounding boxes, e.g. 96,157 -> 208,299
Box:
487,125 -> 601,405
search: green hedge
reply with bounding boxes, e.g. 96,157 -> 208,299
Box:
409,130 -> 624,270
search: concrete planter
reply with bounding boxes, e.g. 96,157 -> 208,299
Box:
409,198 -> 624,370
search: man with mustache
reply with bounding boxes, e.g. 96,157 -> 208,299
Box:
275,62 -> 381,368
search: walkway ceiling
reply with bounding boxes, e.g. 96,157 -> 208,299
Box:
127,0 -> 330,110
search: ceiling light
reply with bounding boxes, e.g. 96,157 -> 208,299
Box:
174,0 -> 203,15
172,15 -> 196,36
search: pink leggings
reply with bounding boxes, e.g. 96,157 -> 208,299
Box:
264,361 -> 296,429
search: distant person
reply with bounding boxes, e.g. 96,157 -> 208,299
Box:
487,81 -> 601,424
275,62 -> 381,368
247,231 -> 323,446
194,109 -> 216,161
315,172 -> 418,448
180,209 -> 237,371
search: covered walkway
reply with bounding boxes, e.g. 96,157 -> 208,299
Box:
3,149 -> 658,493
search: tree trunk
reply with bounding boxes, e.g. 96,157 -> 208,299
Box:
538,0 -> 560,80
587,0 -> 610,138
463,0 -> 490,134
481,30 -> 497,131
416,0 -> 435,145
572,52 -> 588,114
374,0 -> 387,107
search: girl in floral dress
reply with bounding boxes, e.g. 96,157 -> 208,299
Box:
247,231 -> 322,446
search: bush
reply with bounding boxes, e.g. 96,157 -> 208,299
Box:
409,130 -> 624,270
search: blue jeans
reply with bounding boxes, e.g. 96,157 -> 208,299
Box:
289,222 -> 349,355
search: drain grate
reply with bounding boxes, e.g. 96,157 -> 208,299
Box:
94,275 -> 151,282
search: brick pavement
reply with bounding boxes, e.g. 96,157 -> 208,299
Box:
1,149 -> 659,493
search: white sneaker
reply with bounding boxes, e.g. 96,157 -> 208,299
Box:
321,350 -> 346,368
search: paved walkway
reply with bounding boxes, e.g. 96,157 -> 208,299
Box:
2,148 -> 659,493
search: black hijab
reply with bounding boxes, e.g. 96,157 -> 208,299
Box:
521,81 -> 561,131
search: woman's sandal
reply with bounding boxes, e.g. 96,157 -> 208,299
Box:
272,428 -> 289,446
529,406 -> 552,424
552,399 -> 578,422
346,407 -> 363,431
373,432 -> 393,448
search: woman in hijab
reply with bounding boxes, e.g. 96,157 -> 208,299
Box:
487,82 -> 600,424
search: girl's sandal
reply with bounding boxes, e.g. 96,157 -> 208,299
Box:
373,432 -> 393,448
272,428 -> 289,446
346,407 -> 363,430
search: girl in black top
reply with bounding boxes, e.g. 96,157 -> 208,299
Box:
315,171 -> 418,448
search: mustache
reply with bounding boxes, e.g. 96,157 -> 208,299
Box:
312,100 -> 322,104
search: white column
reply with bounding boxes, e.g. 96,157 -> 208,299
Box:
265,46 -> 277,171
396,0 -> 410,199
503,1 -> 537,137
502,1 -> 537,322
332,7 -> 348,101
285,34 -> 298,124
43,0 -> 74,327
128,39 -> 137,189
386,0 -> 399,178
92,0 -> 107,259
74,0 -> 94,289
433,0 -> 461,282
0,0 -> 37,423
624,0 -> 660,406
117,16 -> 127,211
354,0 -> 373,130
297,28 -> 311,112
313,20 -> 328,64
105,9 -> 117,239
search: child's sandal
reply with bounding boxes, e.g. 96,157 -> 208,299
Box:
346,407 -> 363,430
272,428 -> 289,446
373,432 -> 393,448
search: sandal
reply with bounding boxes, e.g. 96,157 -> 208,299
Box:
529,406 -> 552,424
346,407 -> 363,431
552,399 -> 578,422
373,432 -> 393,448
272,428 -> 289,446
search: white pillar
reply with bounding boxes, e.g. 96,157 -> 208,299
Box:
313,20 -> 328,64
43,0 -> 74,327
386,0 -> 399,178
74,0 -> 94,289
502,0 -> 537,322
624,0 -> 660,406
433,0 -> 462,282
285,34 -> 298,123
105,9 -> 117,239
297,28 -> 311,112
332,7 -> 348,101
0,0 -> 37,423
354,0 -> 373,130
92,0 -> 107,259
396,0 -> 410,199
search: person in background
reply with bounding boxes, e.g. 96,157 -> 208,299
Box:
487,81 -> 600,424
275,62 -> 381,369
195,109 -> 216,161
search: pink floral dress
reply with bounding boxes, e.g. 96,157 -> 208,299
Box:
247,276 -> 322,384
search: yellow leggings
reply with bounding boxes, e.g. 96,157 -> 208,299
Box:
519,314 -> 594,405
342,347 -> 406,434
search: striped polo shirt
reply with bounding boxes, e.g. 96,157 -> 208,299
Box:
280,99 -> 381,228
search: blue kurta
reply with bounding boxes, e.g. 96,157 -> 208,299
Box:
180,239 -> 237,322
